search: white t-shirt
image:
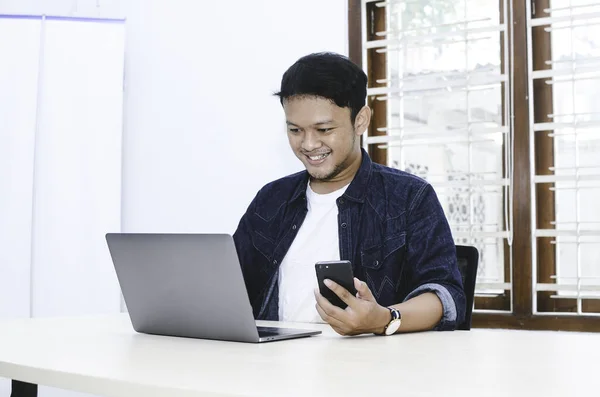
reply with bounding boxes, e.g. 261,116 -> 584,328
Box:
278,181 -> 349,323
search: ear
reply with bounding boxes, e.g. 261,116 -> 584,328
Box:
353,105 -> 372,137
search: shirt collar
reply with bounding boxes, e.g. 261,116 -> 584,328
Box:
290,148 -> 373,204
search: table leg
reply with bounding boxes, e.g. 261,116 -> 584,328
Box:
10,380 -> 38,397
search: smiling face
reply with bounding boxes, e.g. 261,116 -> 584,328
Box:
284,95 -> 370,191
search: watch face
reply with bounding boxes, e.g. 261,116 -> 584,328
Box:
385,319 -> 401,335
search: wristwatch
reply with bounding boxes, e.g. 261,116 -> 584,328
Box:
381,307 -> 402,335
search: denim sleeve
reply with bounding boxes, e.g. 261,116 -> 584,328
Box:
403,283 -> 457,331
402,183 -> 466,331
233,191 -> 260,284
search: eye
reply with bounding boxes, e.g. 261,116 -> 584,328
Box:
317,128 -> 333,133
288,128 -> 300,133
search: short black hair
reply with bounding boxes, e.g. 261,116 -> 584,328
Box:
274,52 -> 368,123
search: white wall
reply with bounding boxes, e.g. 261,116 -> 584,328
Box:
121,0 -> 348,234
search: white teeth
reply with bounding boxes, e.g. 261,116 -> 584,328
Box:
309,153 -> 329,161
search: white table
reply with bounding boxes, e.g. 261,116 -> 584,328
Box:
1,314 -> 599,397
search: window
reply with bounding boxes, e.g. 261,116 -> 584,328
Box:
530,0 -> 600,315
349,0 -> 600,330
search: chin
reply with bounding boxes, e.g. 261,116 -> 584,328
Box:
308,173 -> 328,181
307,168 -> 336,181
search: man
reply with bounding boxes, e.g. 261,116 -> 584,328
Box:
233,52 -> 465,336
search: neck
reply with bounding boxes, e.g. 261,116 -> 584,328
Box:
310,150 -> 362,194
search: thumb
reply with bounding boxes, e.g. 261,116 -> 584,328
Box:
354,278 -> 376,301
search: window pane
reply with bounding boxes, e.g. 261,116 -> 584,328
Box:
369,0 -> 510,302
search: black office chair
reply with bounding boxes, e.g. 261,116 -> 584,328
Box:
10,379 -> 37,397
455,245 -> 479,331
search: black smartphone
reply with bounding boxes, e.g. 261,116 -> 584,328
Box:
315,260 -> 357,309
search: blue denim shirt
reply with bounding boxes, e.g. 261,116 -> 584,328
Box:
233,149 -> 465,330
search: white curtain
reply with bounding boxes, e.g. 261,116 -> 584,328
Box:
0,16 -> 125,319
0,17 -> 40,319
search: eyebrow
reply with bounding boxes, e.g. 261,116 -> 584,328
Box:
286,120 -> 335,127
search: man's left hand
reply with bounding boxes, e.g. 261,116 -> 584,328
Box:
314,277 -> 390,336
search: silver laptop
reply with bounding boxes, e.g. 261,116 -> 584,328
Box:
105,233 -> 321,343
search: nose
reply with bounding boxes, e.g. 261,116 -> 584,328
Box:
301,130 -> 321,152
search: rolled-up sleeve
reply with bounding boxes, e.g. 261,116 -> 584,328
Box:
404,283 -> 457,331
402,183 -> 466,331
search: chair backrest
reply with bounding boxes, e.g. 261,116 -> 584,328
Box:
455,245 -> 479,330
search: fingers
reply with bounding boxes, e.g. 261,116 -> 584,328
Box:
314,287 -> 362,336
354,277 -> 376,302
354,277 -> 363,292
314,288 -> 346,321
314,300 -> 356,336
324,279 -> 355,306
315,301 -> 346,329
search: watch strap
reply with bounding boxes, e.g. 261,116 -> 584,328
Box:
378,307 -> 401,336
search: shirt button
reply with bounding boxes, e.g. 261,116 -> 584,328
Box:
339,199 -> 344,205
341,223 -> 347,228
273,260 -> 278,265
292,224 -> 297,230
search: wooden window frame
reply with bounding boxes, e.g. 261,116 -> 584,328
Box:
347,0 -> 600,332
